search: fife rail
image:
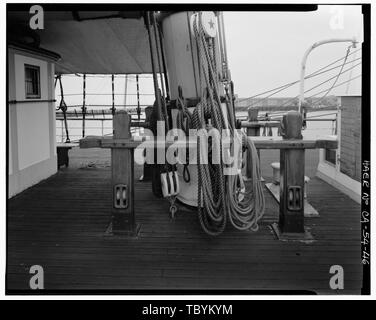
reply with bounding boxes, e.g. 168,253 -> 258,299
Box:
56,110 -> 338,143
79,135 -> 338,150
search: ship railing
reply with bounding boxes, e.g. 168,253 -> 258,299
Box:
239,109 -> 338,136
56,104 -> 149,143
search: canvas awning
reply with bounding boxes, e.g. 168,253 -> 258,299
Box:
8,10 -> 153,74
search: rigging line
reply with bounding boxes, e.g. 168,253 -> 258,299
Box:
255,57 -> 361,101
248,48 -> 362,99
111,74 -> 115,115
308,74 -> 361,101
274,61 -> 361,109
57,75 -> 70,143
136,74 -> 141,121
158,20 -> 170,100
82,74 -> 86,138
245,56 -> 362,108
248,61 -> 361,109
309,45 -> 352,107
306,47 -> 361,76
303,62 -> 361,95
145,11 -> 163,121
152,11 -> 169,130
187,11 -> 199,98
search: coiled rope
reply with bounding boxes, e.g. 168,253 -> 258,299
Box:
191,13 -> 265,235
226,134 -> 265,231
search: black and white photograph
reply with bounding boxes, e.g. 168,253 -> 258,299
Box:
4,1 -> 371,299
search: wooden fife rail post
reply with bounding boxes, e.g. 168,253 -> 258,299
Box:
272,111 -> 313,240
110,110 -> 139,236
79,119 -> 337,240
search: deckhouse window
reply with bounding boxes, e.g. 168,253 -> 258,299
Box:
25,64 -> 41,99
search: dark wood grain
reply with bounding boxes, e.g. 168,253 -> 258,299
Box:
7,148 -> 362,294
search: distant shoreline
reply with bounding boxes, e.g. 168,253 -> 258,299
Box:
234,105 -> 338,113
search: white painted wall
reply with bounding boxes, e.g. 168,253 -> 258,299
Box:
316,106 -> 361,204
17,103 -> 50,170
8,48 -> 57,198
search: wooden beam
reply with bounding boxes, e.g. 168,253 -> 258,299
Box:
272,111 -> 313,239
247,136 -> 338,149
79,135 -> 338,150
241,120 -> 280,128
279,148 -> 306,233
110,111 -> 139,236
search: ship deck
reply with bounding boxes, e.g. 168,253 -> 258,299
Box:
7,148 -> 362,294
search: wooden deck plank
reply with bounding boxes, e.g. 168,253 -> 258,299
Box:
7,148 -> 362,294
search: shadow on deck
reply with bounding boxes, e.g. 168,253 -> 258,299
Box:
7,148 -> 362,294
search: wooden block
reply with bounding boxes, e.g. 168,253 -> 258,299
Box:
247,137 -> 338,150
265,182 -> 319,217
279,149 -> 305,233
80,136 -> 338,151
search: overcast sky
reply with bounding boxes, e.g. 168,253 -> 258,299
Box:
60,5 -> 363,106
224,5 -> 363,98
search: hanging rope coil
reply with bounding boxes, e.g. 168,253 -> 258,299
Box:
191,12 -> 265,235
193,100 -> 227,236
226,132 -> 265,231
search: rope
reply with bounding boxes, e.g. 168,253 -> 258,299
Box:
276,59 -> 361,109
176,87 -> 192,183
310,45 -> 351,107
151,12 -> 170,130
56,75 -> 70,143
308,74 -> 361,104
244,57 -> 359,109
227,134 -> 265,231
193,101 -> 227,235
111,74 -> 116,116
82,74 -> 87,138
244,48 -> 362,108
146,11 -> 163,122
136,74 -> 141,121
192,13 -> 265,235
